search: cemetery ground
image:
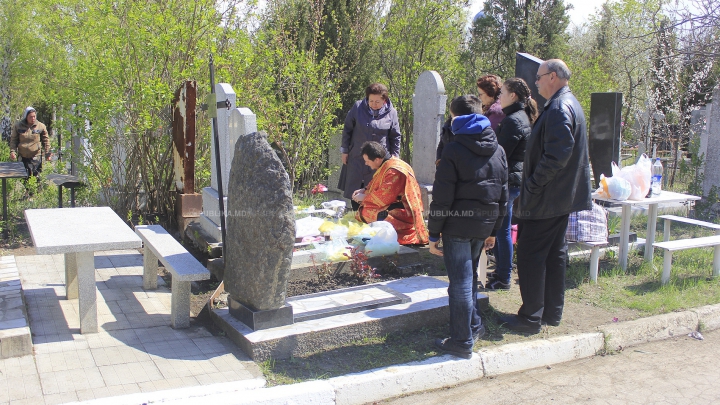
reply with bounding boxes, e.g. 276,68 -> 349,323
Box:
2,176 -> 720,389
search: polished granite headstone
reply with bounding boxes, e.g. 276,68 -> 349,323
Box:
589,92 -> 623,188
515,52 -> 546,113
224,131 -> 295,330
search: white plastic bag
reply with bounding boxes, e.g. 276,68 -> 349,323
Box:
597,172 -> 631,201
295,216 -> 326,238
364,221 -> 400,257
616,154 -> 651,200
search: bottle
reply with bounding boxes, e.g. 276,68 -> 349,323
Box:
651,158 -> 663,196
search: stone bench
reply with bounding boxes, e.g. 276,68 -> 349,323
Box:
659,215 -> 720,241
577,241 -> 608,283
135,225 -> 210,328
652,236 -> 720,285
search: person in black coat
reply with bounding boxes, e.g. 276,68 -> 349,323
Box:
428,95 -> 508,358
486,78 -> 538,290
499,59 -> 592,334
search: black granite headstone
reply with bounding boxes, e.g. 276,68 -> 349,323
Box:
589,92 -> 623,188
515,52 -> 546,113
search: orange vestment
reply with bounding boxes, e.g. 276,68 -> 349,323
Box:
356,158 -> 429,245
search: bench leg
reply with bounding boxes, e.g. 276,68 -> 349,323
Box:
143,248 -> 158,290
714,245 -> 720,278
662,250 -> 673,285
663,219 -> 671,242
589,246 -> 600,283
76,251 -> 98,334
65,253 -> 78,299
171,280 -> 191,329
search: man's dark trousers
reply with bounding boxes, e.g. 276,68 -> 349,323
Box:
516,214 -> 569,327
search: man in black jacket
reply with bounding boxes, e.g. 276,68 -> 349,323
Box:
428,95 -> 508,358
499,59 -> 592,334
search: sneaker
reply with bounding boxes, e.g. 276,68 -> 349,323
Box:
541,319 -> 561,326
486,279 -> 511,290
434,338 -> 472,359
486,271 -> 498,280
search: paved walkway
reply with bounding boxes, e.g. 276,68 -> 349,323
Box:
0,250 -> 262,405
381,329 -> 720,404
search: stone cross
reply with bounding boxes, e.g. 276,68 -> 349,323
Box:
412,70 -> 447,187
199,83 -> 257,243
702,86 -> 720,196
210,83 -> 237,194
224,131 -> 295,330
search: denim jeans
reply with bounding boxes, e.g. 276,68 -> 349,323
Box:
442,235 -> 484,349
492,186 -> 521,283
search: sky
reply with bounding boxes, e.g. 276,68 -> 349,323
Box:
469,0 -> 609,28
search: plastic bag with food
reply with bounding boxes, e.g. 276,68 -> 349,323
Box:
616,154 -> 651,200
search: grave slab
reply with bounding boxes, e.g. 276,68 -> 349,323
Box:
210,276 -> 490,361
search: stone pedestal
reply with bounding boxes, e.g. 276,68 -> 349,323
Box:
228,298 -> 294,330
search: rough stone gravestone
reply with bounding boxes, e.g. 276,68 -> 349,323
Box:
515,52 -> 546,112
412,71 -> 447,214
702,86 -> 720,196
199,83 -> 257,242
589,92 -> 623,187
224,131 -> 295,330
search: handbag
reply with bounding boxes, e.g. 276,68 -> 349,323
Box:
337,163 -> 347,191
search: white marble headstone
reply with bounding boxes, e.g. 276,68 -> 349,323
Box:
411,70 -> 447,187
702,86 -> 720,196
210,83 -> 238,194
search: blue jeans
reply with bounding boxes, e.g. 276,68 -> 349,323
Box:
442,235 -> 484,349
492,186 -> 521,283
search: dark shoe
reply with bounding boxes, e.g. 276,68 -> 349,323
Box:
434,338 -> 472,359
486,279 -> 511,291
472,325 -> 486,341
487,271 -> 498,281
541,319 -> 561,326
498,315 -> 541,334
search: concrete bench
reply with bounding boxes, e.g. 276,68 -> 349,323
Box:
135,225 -> 210,328
577,241 -> 608,283
659,215 -> 720,242
652,236 -> 720,285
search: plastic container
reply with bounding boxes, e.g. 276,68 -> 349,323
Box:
651,158 -> 663,196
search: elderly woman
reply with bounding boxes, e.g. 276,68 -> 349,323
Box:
340,83 -> 402,210
10,107 -> 51,177
476,74 -> 505,132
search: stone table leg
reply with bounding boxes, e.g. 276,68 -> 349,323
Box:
645,203 -> 659,263
65,252 -> 78,299
619,204 -> 632,271
76,251 -> 98,333
171,280 -> 190,329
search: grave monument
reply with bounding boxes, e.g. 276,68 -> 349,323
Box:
224,131 -> 295,330
703,86 -> 720,196
515,52 -> 546,112
589,92 -> 623,186
411,70 -> 446,214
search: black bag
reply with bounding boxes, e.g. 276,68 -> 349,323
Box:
337,164 -> 347,191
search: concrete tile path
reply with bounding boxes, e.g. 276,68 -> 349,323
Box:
0,250 -> 262,405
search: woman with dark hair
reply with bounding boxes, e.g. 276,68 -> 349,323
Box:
486,77 -> 538,290
476,74 -> 506,132
340,83 -> 402,210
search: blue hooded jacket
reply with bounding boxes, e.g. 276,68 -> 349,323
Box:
428,113 -> 508,240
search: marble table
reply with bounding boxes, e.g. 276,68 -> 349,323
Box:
593,191 -> 701,270
24,207 -> 142,333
